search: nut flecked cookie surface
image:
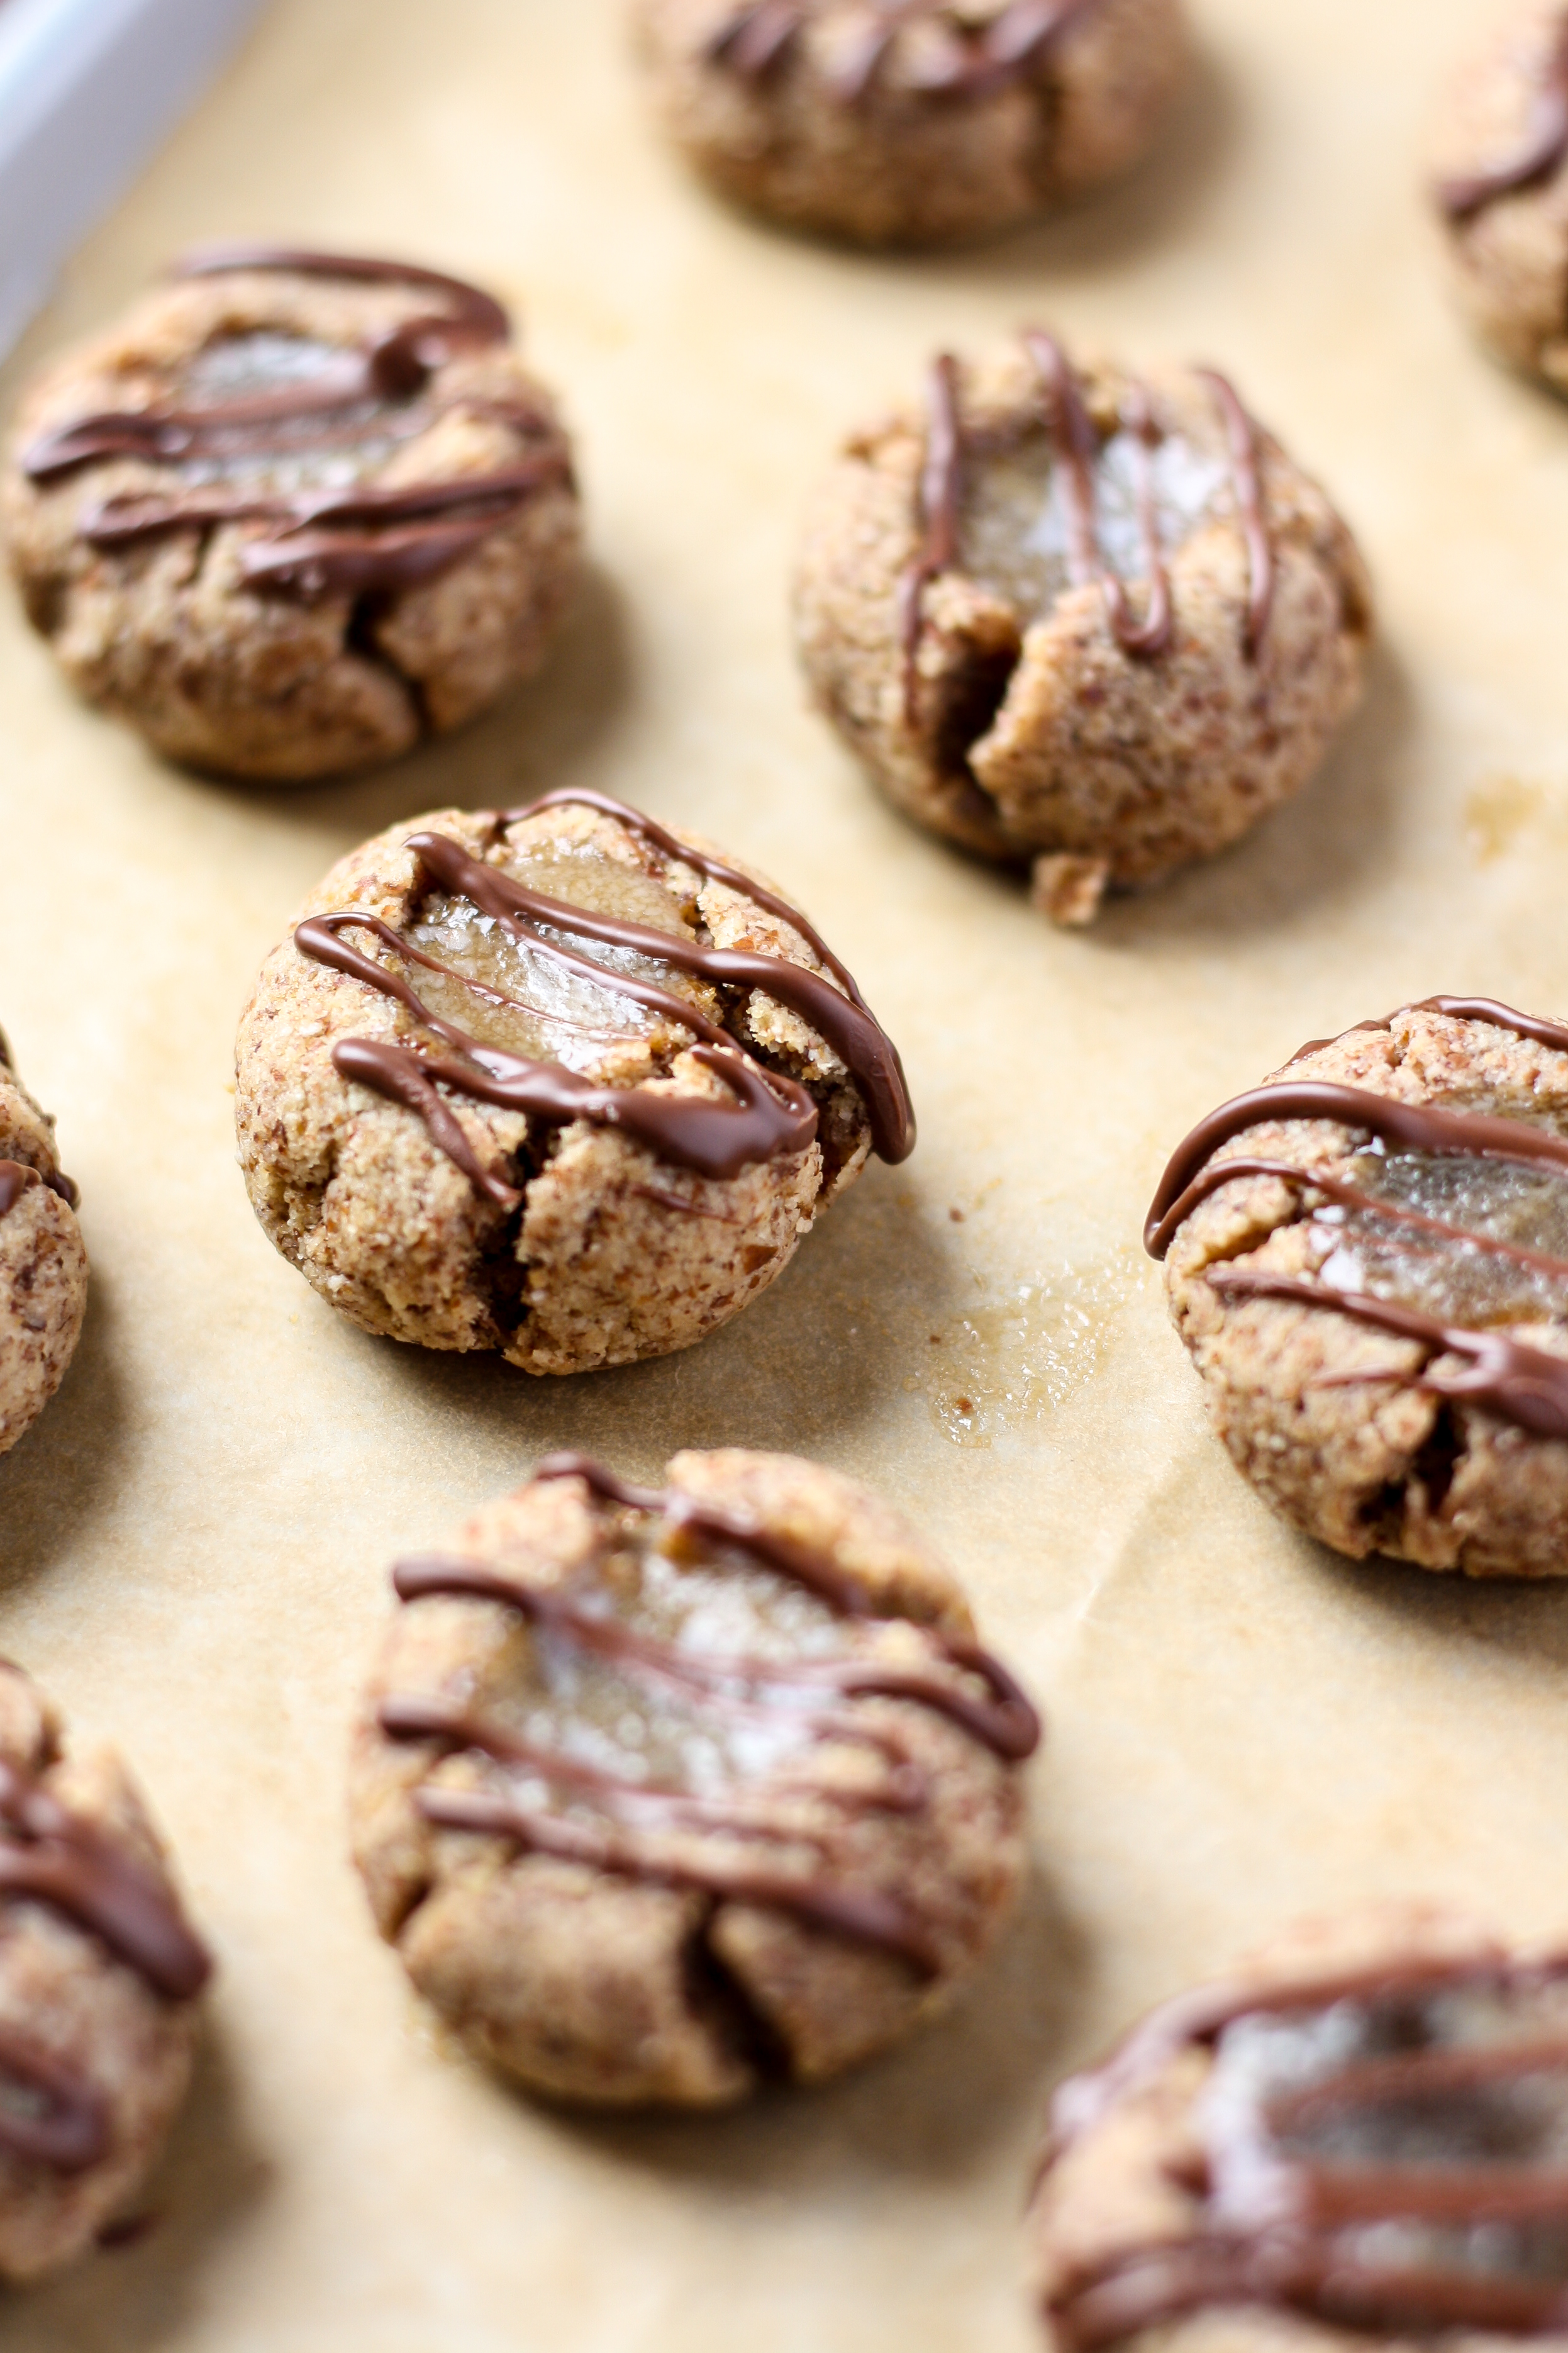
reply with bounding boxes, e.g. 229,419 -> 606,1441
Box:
794,335 -> 1372,924
0,1033 -> 87,1459
235,787 -> 915,1375
1030,1906 -> 1568,2353
1,246 -> 582,781
0,1664 -> 211,2281
349,1450 -> 1039,2106
633,0 -> 1189,249
1147,995 -> 1568,1577
1430,1 -> 1568,389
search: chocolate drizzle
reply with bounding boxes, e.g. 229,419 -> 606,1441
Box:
897,335 -> 1273,721
1043,1946 -> 1568,2347
294,785 -> 914,1204
379,1451 -> 1039,1975
0,1159 -> 79,1219
1145,997 -> 1568,1442
1437,9 -> 1568,221
708,0 -> 1108,107
20,245 -> 569,605
0,1757 -> 210,2176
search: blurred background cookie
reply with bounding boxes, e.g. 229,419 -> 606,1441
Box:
1147,995 -> 1568,1577
350,1448 -> 1039,2104
0,1663 -> 210,2281
1031,1904 -> 1568,2350
235,786 -> 915,1374
0,1031 -> 86,1460
631,0 -> 1189,248
794,333 -> 1371,925
1,246 -> 582,781
1431,1 -> 1568,389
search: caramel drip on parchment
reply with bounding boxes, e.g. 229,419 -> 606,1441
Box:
1144,996 -> 1568,1441
898,335 -> 1272,720
380,1451 -> 1039,1975
709,0 -> 1108,107
1437,9 -> 1568,221
1044,1947 -> 1568,2347
20,245 -> 569,604
0,1758 -> 211,2176
294,786 -> 915,1207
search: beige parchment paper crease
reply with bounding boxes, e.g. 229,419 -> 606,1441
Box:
1,0 -> 1566,2345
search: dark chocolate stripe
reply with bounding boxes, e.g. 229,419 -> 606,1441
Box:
0,1161 -> 38,1220
1209,1269 -> 1568,1441
1145,1154 -> 1568,1281
1437,10 -> 1568,221
898,337 -> 1273,710
709,0 -> 1108,104
381,1455 -> 1038,1979
0,1762 -> 209,2003
296,787 -> 913,1198
1025,330 -> 1175,658
1045,1947 -> 1568,2347
19,245 -> 562,603
0,1158 -> 78,1219
1145,1081 -> 1568,1259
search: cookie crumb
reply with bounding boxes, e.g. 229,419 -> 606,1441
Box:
1030,853 -> 1110,929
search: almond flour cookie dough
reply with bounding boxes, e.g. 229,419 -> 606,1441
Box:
633,0 -> 1188,249
1431,3 -> 1568,390
235,787 -> 915,1375
1030,1906 -> 1568,2352
1,245 -> 582,781
0,1663 -> 211,2281
349,1449 -> 1039,2105
1146,995 -> 1568,1579
794,334 -> 1372,925
0,1032 -> 86,1460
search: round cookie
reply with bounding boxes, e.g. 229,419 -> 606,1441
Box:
0,1033 -> 87,1460
794,334 -> 1372,925
1146,995 -> 1568,1579
1430,2 -> 1568,390
235,786 -> 915,1375
1,245 -> 582,781
632,0 -> 1189,249
1030,1905 -> 1568,2353
349,1448 -> 1039,2104
0,1662 -> 211,2280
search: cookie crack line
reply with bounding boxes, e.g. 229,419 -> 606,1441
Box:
379,1452 -> 1039,1978
709,0 -> 1108,107
898,333 -> 1274,723
0,1757 -> 211,2176
294,785 -> 916,1205
1436,7 -> 1568,220
19,244 -> 572,606
1143,995 -> 1568,1441
1043,1943 -> 1568,2348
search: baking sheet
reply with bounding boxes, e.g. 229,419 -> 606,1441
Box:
3,1 -> 1568,2345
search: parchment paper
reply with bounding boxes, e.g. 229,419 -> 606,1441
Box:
2,2 -> 1566,2345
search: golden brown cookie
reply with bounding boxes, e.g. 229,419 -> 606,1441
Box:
632,0 -> 1189,248
0,1032 -> 86,1460
1430,1 -> 1568,390
793,335 -> 1372,924
1147,995 -> 1568,1577
0,1663 -> 211,2281
2,245 -> 582,781
235,787 -> 915,1374
1030,1905 -> 1568,2353
349,1449 -> 1038,2104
